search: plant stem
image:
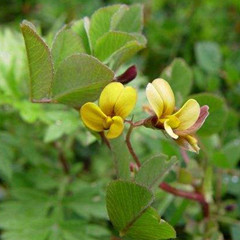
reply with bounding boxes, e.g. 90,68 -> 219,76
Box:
124,124 -> 210,219
180,148 -> 190,165
100,132 -> 111,150
159,182 -> 209,218
126,124 -> 141,167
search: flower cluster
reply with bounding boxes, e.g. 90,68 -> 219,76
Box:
80,79 -> 209,153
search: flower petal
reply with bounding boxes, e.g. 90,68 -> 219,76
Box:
164,119 -> 179,139
105,116 -> 124,139
174,99 -> 200,130
80,102 -> 107,132
174,105 -> 209,135
146,83 -> 164,118
114,86 -> 137,119
176,135 -> 200,153
99,82 -> 124,116
152,78 -> 175,115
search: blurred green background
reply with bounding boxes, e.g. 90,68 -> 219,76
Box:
0,0 -> 239,240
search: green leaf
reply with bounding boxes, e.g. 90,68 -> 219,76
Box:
135,155 -> 178,189
71,17 -> 91,54
110,135 -> 132,180
190,93 -> 228,135
52,28 -> 86,70
195,42 -> 222,74
106,180 -> 153,234
161,58 -> 193,100
110,5 -> 129,30
94,31 -> 136,62
52,53 -> 114,108
111,4 -> 143,33
126,207 -> 176,240
20,20 -> 54,100
89,5 -> 121,48
109,40 -> 145,71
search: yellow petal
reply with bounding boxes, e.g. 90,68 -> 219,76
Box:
114,86 -> 137,119
164,119 -> 179,139
99,82 -> 124,116
186,135 -> 200,153
80,102 -> 107,132
152,78 -> 175,115
146,83 -> 164,118
176,135 -> 200,153
174,99 -> 200,130
105,116 -> 124,139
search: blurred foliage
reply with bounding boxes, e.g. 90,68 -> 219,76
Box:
0,0 -> 240,240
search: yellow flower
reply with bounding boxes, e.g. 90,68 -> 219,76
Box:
80,82 -> 137,139
146,78 -> 209,153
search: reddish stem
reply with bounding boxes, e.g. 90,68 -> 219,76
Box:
159,182 -> 209,218
124,122 -> 210,219
126,124 -> 141,167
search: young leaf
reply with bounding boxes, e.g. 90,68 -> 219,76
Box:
111,4 -> 143,33
109,135 -> 132,180
94,31 -> 136,62
125,207 -> 176,240
161,58 -> 193,100
52,53 -> 114,108
52,28 -> 86,70
135,155 -> 178,190
106,180 -> 154,234
195,42 -> 222,74
20,20 -> 54,100
89,5 -> 121,48
190,93 -> 228,135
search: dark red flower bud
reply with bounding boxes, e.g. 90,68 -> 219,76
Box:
116,65 -> 137,84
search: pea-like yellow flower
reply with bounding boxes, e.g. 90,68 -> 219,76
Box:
146,78 -> 209,153
80,82 -> 137,139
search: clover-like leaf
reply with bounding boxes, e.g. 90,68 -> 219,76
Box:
94,31 -> 137,62
126,207 -> 176,240
71,17 -> 91,54
111,4 -> 143,33
106,180 -> 154,233
52,53 -> 114,108
52,27 -> 86,70
106,180 -> 176,240
89,5 -> 121,48
21,20 -> 54,101
135,155 -> 178,190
